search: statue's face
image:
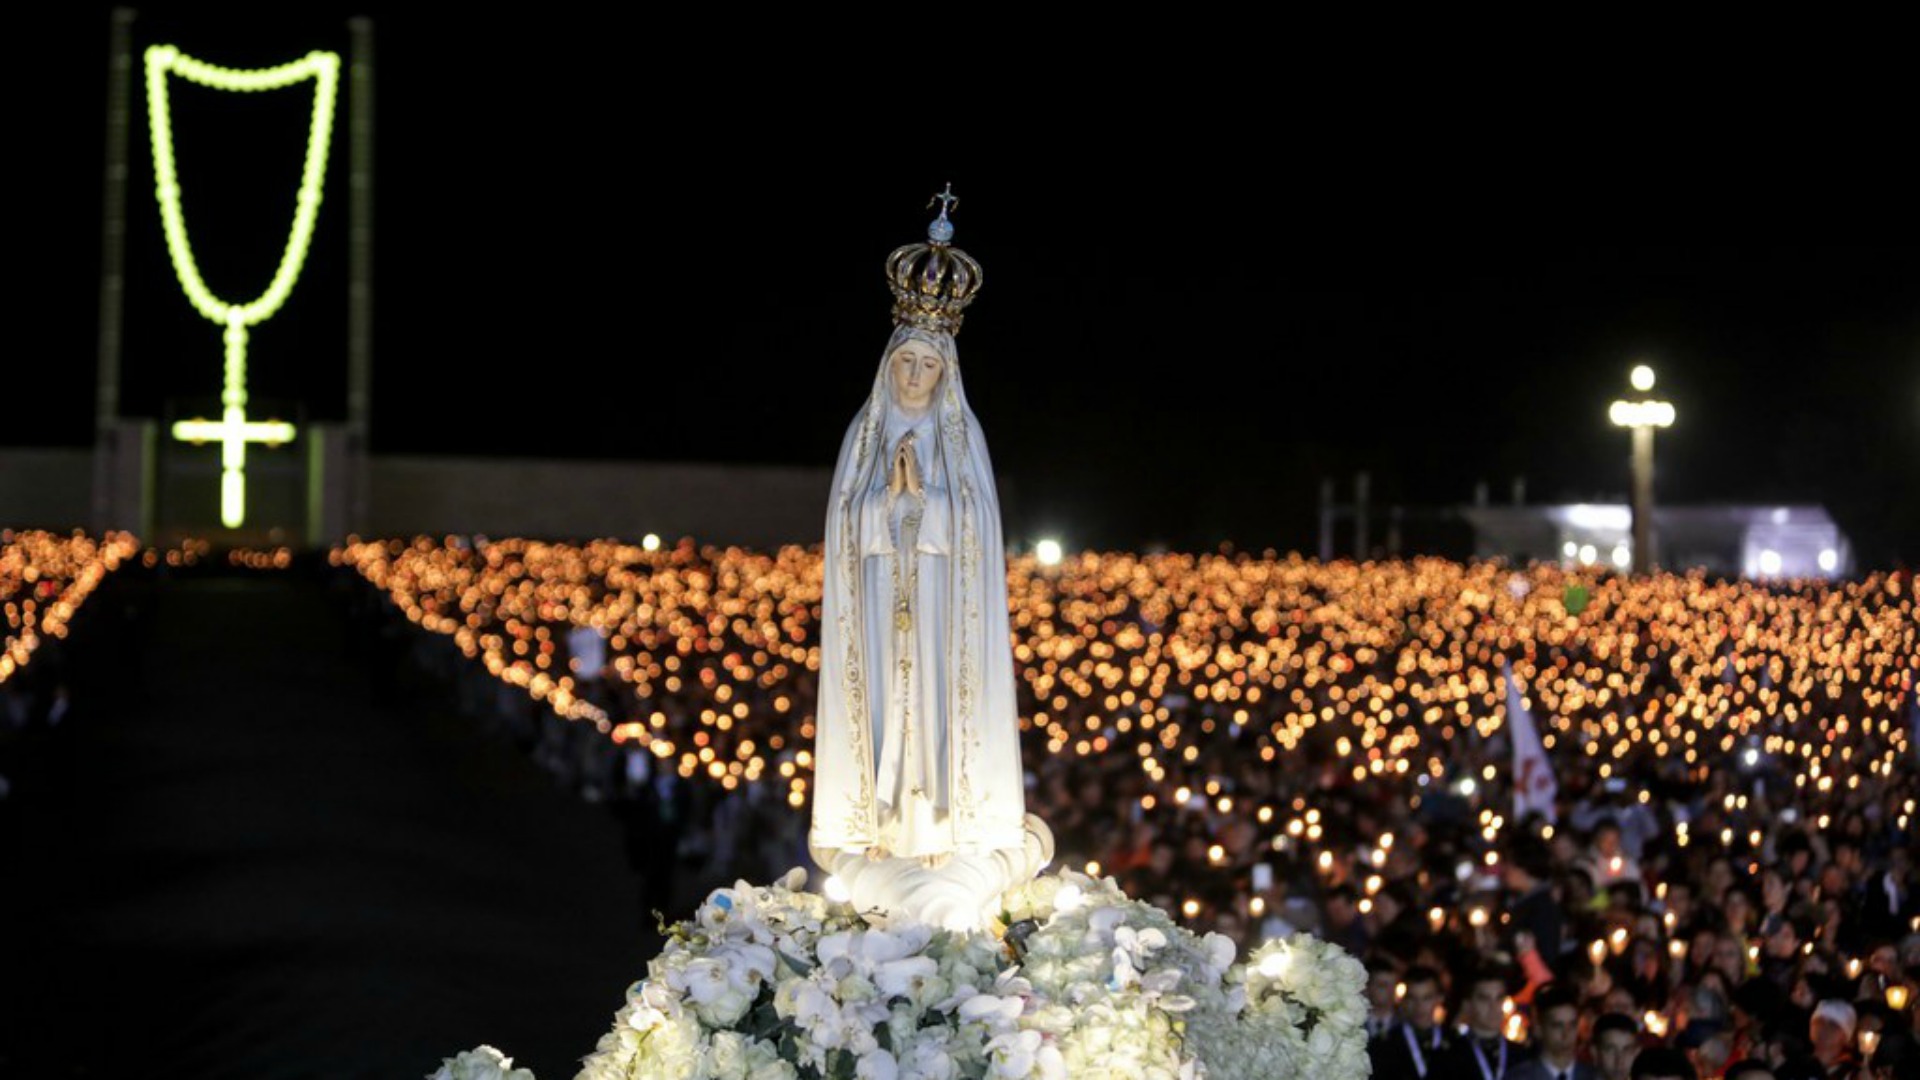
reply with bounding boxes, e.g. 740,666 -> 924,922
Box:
890,339 -> 944,410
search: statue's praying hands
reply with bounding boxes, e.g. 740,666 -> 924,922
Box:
889,433 -> 924,498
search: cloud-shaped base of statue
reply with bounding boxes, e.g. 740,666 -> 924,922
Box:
807,814 -> 1057,933
543,862 -> 1370,1080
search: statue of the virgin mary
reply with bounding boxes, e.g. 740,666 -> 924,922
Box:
809,190 -> 1046,927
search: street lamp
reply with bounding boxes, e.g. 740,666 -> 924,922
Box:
1609,365 -> 1676,575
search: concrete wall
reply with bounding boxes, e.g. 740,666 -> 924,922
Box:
5,448 -> 916,551
366,456 -> 834,550
0,448 -> 94,529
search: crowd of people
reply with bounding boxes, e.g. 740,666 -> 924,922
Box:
1,530 -> 139,761
0,529 -> 139,691
341,536 -> 1920,1078
0,529 -> 143,847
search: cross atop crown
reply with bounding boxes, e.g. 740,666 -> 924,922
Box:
926,183 -> 958,245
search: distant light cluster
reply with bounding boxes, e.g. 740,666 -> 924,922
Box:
229,547 -> 294,571
141,538 -> 213,569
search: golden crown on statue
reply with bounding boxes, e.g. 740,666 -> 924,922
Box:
887,183 -> 983,335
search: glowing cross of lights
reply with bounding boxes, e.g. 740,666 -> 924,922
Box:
171,318 -> 297,528
145,44 -> 339,528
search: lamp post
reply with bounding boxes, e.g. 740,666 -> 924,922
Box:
1608,364 -> 1675,575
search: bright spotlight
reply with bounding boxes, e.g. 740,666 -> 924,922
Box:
1036,539 -> 1063,566
1818,549 -> 1838,573
1759,550 -> 1782,576
1630,365 -> 1656,392
642,534 -> 662,552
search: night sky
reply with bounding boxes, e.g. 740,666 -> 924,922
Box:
13,7 -> 1917,561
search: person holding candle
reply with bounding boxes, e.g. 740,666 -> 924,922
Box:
1583,820 -> 1645,892
1437,963 -> 1532,1080
1373,965 -> 1456,1080
1509,983 -> 1596,1080
1508,836 -> 1567,965
1808,999 -> 1861,1079
1367,957 -> 1407,1039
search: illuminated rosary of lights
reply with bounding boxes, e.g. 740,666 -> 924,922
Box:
145,44 -> 339,527
333,539 -> 1918,818
1,530 -> 142,683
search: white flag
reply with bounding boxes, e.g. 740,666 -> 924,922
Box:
1507,662 -> 1557,823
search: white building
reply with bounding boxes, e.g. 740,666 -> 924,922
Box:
1458,503 -> 1852,580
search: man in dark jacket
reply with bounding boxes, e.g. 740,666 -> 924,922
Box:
1373,965 -> 1455,1080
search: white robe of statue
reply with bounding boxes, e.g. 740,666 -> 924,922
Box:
860,401 -> 949,855
810,325 -> 1046,927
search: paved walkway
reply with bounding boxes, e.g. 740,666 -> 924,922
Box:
1,572 -> 651,1078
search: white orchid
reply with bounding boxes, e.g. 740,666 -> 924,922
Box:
856,1048 -> 901,1080
984,1030 -> 1049,1078
671,955 -> 757,1027
1113,924 -> 1168,963
898,1027 -> 960,1080
957,991 -> 1024,1029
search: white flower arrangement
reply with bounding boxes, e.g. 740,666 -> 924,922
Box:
458,867 -> 1368,1079
429,1044 -> 537,1080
